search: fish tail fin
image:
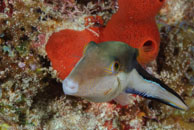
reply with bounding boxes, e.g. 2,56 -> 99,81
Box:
126,62 -> 188,110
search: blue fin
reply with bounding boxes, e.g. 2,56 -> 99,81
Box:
125,87 -> 154,98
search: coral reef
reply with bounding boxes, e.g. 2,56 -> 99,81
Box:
0,0 -> 193,130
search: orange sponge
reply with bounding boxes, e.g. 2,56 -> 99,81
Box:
101,0 -> 165,64
46,29 -> 99,79
117,0 -> 165,20
46,0 -> 165,79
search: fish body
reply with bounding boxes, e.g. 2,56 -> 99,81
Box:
63,41 -> 188,110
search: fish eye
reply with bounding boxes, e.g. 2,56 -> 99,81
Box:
111,61 -> 120,73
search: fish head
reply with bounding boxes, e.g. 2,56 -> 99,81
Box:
62,41 -> 138,102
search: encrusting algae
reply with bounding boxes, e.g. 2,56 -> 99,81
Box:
0,0 -> 194,130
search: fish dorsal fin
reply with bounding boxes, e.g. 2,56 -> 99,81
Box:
83,41 -> 98,55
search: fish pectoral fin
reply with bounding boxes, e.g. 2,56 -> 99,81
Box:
114,92 -> 136,106
125,63 -> 188,110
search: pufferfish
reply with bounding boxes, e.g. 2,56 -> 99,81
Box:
62,41 -> 188,110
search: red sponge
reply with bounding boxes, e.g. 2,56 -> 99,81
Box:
101,0 -> 165,64
46,29 -> 99,79
117,0 -> 165,20
46,0 -> 165,79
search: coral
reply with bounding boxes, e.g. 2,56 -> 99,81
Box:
159,0 -> 189,24
46,0 -> 165,80
0,0 -> 13,17
0,0 -> 193,130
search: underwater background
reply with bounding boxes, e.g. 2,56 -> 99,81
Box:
0,0 -> 194,129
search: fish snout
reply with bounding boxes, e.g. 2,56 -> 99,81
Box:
62,78 -> 79,95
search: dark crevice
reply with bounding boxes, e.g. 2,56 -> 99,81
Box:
31,78 -> 63,109
156,27 -> 169,74
38,55 -> 51,68
76,0 -> 99,5
19,35 -> 29,41
143,40 -> 154,52
1,30 -> 13,41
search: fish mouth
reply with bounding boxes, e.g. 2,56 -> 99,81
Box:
102,77 -> 122,100
82,77 -> 123,102
62,78 -> 79,95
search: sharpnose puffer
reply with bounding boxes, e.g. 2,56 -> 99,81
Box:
62,41 -> 188,110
